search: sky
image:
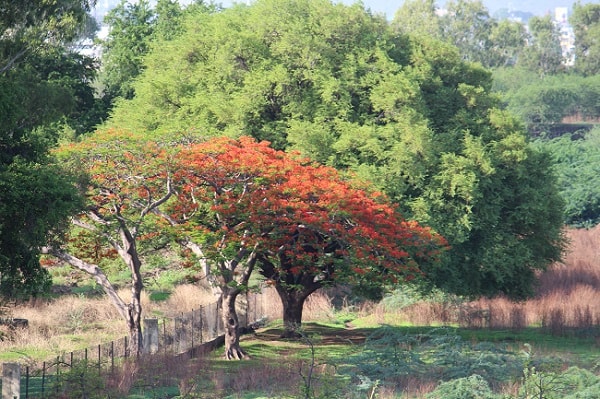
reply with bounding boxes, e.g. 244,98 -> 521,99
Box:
96,0 -> 594,23
339,1 -> 592,19
212,0 -> 593,20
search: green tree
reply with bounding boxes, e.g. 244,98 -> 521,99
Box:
571,1 -> 600,77
392,0 -> 441,38
107,0 -> 566,300
518,16 -> 563,76
440,0 -> 494,66
0,0 -> 94,298
533,128 -> 600,227
487,19 -> 527,67
0,0 -> 95,73
100,0 -> 156,101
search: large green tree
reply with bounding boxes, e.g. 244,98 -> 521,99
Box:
0,0 -> 95,298
99,0 -> 156,102
107,0 -> 565,300
392,0 -> 441,38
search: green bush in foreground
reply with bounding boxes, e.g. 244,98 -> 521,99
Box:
425,374 -> 497,399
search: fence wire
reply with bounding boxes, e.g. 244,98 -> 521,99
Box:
5,290 -> 267,398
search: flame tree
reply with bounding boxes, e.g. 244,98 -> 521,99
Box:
171,137 -> 446,354
51,129 -> 174,355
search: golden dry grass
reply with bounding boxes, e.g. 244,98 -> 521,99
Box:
386,226 -> 600,330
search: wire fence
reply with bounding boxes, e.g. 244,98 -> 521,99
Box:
3,290 -> 268,398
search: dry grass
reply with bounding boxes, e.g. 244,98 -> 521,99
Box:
385,226 -> 600,332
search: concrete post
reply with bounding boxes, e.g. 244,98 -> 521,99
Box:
2,363 -> 20,399
175,316 -> 190,353
142,319 -> 159,355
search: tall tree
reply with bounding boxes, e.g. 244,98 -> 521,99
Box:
392,0 -> 441,38
487,20 -> 527,68
0,0 -> 95,298
170,137 -> 444,350
571,2 -> 600,77
518,16 -> 563,76
53,130 -> 174,355
100,0 -> 155,101
440,0 -> 494,65
0,0 -> 95,74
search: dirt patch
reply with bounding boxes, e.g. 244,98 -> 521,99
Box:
251,322 -> 370,345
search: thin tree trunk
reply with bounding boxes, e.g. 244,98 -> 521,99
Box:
41,247 -> 142,355
118,225 -> 144,356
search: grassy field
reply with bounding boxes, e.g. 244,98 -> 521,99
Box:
2,226 -> 600,397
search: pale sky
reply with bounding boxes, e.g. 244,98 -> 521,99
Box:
214,1 -> 590,20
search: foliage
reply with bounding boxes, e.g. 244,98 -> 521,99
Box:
0,0 -> 95,298
425,374 -> 498,399
571,2 -> 600,77
494,70 -> 600,133
0,0 -> 95,74
100,0 -> 156,101
392,0 -> 441,38
517,16 -> 564,76
0,161 -> 80,297
48,360 -> 110,399
343,326 -> 524,389
439,0 -> 495,66
532,128 -> 600,227
108,0 -> 566,301
519,345 -> 600,399
99,0 -> 212,106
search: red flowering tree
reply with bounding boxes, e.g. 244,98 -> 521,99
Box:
172,137 -> 446,351
50,129 -> 174,356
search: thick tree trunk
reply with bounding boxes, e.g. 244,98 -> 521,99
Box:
221,288 -> 248,360
275,285 -> 317,338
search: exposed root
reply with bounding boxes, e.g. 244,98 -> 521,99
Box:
224,346 -> 250,360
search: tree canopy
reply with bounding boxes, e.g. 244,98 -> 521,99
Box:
170,136 -> 445,347
0,0 -> 95,298
533,127 -> 600,227
571,1 -> 600,77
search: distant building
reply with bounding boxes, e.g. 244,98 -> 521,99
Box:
553,7 -> 575,66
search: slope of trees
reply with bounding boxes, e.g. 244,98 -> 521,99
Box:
105,0 -> 565,300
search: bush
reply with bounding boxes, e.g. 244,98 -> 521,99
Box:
425,374 -> 499,399
342,327 -> 524,389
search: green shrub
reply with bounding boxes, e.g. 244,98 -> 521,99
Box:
425,374 -> 499,399
342,327 -> 524,388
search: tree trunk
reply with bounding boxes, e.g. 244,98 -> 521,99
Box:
118,225 -> 145,357
221,288 -> 248,360
275,285 -> 316,338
